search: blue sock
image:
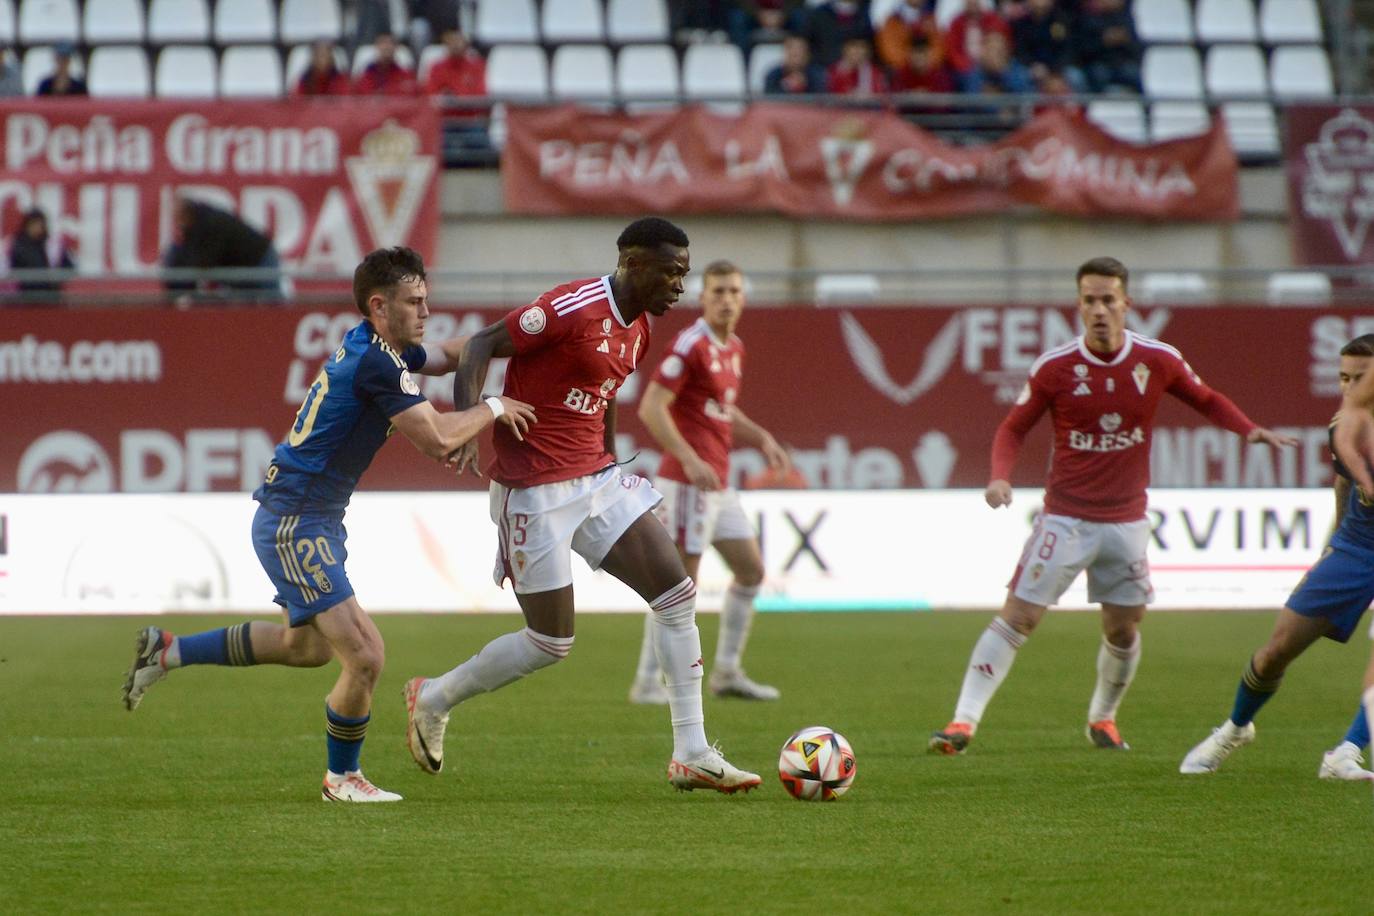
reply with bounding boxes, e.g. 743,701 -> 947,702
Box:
177,623 -> 256,667
1343,706 -> 1370,749
1229,657 -> 1281,727
325,704 -> 369,775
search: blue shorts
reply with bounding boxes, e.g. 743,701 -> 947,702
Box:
251,506 -> 354,626
1286,541 -> 1374,643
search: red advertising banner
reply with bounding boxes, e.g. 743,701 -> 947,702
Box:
0,99 -> 440,279
1285,105 -> 1374,266
1,304 -> 1358,494
503,104 -> 1238,220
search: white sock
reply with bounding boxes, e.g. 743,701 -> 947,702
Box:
163,637 -> 182,669
1363,688 -> 1374,756
633,611 -> 660,685
421,627 -> 573,712
714,582 -> 760,674
953,618 -> 1026,728
650,578 -> 709,759
1088,633 -> 1142,723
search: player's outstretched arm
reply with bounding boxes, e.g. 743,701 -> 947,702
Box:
417,335 -> 470,377
1333,370 -> 1374,495
1245,427 -> 1300,448
639,380 -> 721,490
731,406 -> 790,473
390,397 -> 536,461
453,320 -> 515,409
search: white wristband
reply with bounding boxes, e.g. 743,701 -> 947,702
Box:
484,396 -> 505,419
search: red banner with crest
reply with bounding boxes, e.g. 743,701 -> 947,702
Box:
503,103 -> 1238,220
1285,105 -> 1374,267
0,99 -> 440,282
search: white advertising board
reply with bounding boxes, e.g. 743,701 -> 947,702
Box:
0,489 -> 1335,615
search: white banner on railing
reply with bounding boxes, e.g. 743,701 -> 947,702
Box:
0,489 -> 1333,615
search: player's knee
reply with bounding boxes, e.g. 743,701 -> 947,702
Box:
732,566 -> 764,589
1103,620 -> 1137,647
344,639 -> 385,686
285,629 -> 333,667
650,577 -> 697,628
521,628 -> 573,671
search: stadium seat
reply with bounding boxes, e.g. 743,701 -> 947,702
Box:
1142,46 -> 1203,100
1195,0 -> 1258,44
616,44 -> 679,111
155,46 -> 216,98
1221,101 -> 1280,156
551,45 -> 613,101
1137,272 -> 1212,305
87,46 -> 150,97
486,45 -> 549,99
17,0 -> 78,44
815,274 -> 880,305
351,42 -> 416,76
1259,0 -> 1323,44
606,0 -> 668,43
21,45 -> 82,94
1149,102 -> 1211,142
213,0 -> 275,44
1270,45 -> 1334,99
148,0 -> 210,44
83,0 -> 144,43
1133,0 -> 1193,44
475,0 -> 538,45
0,0 -> 13,44
933,0 -> 963,29
748,43 -> 784,95
682,43 -> 747,113
1086,100 -> 1147,144
542,0 -> 604,43
220,45 -> 283,97
1267,272 -> 1332,305
279,0 -> 342,45
417,44 -> 447,86
1204,45 -> 1268,99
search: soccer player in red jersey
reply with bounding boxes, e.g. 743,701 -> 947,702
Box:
403,218 -> 761,793
627,260 -> 791,705
928,257 -> 1297,756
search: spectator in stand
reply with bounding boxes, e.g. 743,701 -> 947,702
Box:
1076,0 -> 1142,93
669,0 -> 732,43
7,208 -> 73,303
876,0 -> 944,73
764,33 -> 826,95
0,48 -> 22,97
803,0 -> 874,69
425,29 -> 485,103
1012,0 -> 1085,92
408,0 -> 461,54
728,2 -> 808,53
960,30 -> 1033,94
827,36 -> 889,96
162,197 -> 285,303
946,0 -> 1012,83
36,44 -> 87,96
295,41 -> 352,96
354,33 -> 417,96
890,32 -> 955,95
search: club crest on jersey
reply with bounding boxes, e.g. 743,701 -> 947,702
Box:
1074,364 -> 1088,378
601,318 -> 612,336
1132,363 -> 1150,394
400,369 -> 420,396
312,568 -> 333,593
520,307 -> 546,334
1099,412 -> 1122,432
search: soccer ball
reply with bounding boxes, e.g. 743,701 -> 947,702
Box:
778,726 -> 856,801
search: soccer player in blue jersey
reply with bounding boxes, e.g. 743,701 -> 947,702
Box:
1181,334 -> 1374,779
121,246 -> 535,802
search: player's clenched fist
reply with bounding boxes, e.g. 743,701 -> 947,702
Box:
985,478 -> 1013,509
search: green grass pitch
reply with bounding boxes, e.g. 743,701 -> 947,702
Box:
4,610 -> 1373,914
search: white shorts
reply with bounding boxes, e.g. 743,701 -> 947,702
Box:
490,466 -> 662,594
653,478 -> 756,556
1009,513 -> 1154,607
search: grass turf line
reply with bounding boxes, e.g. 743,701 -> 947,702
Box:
2,611 -> 1372,914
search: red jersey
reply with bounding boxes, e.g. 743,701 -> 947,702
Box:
991,331 -> 1257,523
492,276 -> 650,488
653,318 -> 744,484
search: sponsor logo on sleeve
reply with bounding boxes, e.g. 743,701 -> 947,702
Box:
400,369 -> 420,395
660,355 -> 684,379
520,307 -> 547,335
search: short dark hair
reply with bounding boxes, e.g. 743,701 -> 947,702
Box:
616,217 -> 689,252
702,259 -> 741,279
1076,256 -> 1129,290
1342,334 -> 1374,357
353,246 -> 426,316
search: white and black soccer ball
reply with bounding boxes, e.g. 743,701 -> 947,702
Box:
778,726 -> 856,801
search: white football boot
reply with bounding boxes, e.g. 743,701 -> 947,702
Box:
122,626 -> 171,711
708,669 -> 781,701
1319,742 -> 1374,781
668,743 -> 762,794
403,677 -> 449,775
1179,720 -> 1256,774
321,771 -> 402,802
628,677 -> 670,705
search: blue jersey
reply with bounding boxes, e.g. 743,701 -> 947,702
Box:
254,320 -> 427,517
1328,423 -> 1374,552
